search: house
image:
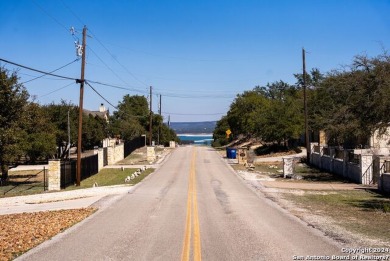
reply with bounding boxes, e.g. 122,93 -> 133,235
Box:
84,103 -> 109,123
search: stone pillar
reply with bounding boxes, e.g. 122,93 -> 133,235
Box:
360,154 -> 373,185
147,146 -> 156,163
310,142 -> 316,165
283,157 -> 294,178
107,146 -> 115,165
48,159 -> 61,191
319,130 -> 327,146
98,148 -> 104,172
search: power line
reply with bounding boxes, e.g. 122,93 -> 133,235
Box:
85,81 -> 118,110
60,0 -> 149,88
0,58 -> 77,81
85,80 -> 149,119
87,46 -> 140,90
162,112 -> 225,116
86,80 -> 147,94
88,29 -> 149,87
31,0 -> 69,32
21,59 -> 79,84
39,82 -> 75,98
1,57 -> 235,100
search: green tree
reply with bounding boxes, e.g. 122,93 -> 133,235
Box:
109,95 -> 149,141
24,102 -> 56,162
82,114 -> 108,150
0,68 -> 29,183
43,101 -> 79,158
212,116 -> 231,147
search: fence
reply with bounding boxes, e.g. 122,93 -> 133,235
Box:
310,143 -> 373,185
59,154 -> 98,188
124,136 -> 145,157
60,160 -> 76,188
54,136 -> 145,189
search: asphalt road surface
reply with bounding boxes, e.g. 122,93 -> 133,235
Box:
19,146 -> 341,261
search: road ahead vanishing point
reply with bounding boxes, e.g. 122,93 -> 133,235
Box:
19,146 -> 340,261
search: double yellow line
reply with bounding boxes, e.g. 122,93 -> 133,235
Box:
181,148 -> 202,261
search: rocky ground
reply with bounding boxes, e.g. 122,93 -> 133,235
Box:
0,208 -> 96,261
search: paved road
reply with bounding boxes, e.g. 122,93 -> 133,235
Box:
19,146 -> 341,261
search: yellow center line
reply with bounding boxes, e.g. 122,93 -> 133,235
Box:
181,148 -> 201,261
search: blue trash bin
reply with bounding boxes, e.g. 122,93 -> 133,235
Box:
230,149 -> 237,159
226,148 -> 237,159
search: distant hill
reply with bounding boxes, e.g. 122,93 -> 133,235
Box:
170,121 -> 216,134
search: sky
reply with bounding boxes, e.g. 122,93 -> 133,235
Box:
1,0 -> 390,122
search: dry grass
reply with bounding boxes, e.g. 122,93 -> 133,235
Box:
0,208 -> 96,261
0,169 -> 47,198
284,189 -> 390,245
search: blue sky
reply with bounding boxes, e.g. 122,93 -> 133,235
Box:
1,0 -> 389,122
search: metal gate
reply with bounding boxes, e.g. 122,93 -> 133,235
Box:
60,160 -> 76,188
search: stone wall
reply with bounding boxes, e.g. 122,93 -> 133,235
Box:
107,144 -> 124,165
310,144 -> 375,185
48,160 -> 61,191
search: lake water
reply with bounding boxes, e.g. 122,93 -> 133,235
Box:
178,134 -> 213,145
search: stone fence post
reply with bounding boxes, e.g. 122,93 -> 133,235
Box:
48,159 -> 61,191
283,157 -> 294,178
98,148 -> 104,172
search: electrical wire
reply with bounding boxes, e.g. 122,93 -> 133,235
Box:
21,59 -> 79,84
31,0 -> 69,32
60,0 -> 149,88
88,29 -> 149,87
87,46 -> 139,90
0,58 -> 77,81
162,112 -> 225,116
39,82 -> 75,98
85,81 -> 149,118
85,81 -> 118,110
1,57 -> 235,100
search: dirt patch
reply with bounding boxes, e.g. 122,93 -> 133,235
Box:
0,208 -> 96,261
236,168 -> 390,247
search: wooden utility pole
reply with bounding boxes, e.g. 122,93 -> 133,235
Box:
303,48 -> 310,163
158,94 -> 161,145
76,26 -> 87,186
149,86 -> 153,146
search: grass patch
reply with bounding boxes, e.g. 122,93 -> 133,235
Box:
0,169 -> 47,198
64,168 -> 154,190
294,164 -> 351,183
287,190 -> 390,243
255,144 -> 301,156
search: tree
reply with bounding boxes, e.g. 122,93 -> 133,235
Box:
82,114 -> 108,150
307,53 -> 390,147
0,68 -> 29,183
24,102 -> 56,162
43,101 -> 79,158
212,116 -> 231,147
109,95 -> 149,141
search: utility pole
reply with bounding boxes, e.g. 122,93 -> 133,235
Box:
303,48 -> 310,163
68,109 -> 71,159
149,86 -> 153,146
158,94 -> 161,145
76,26 -> 87,186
